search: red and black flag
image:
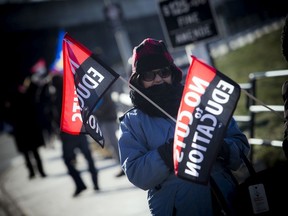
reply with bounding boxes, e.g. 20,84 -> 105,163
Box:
173,56 -> 241,184
61,33 -> 119,147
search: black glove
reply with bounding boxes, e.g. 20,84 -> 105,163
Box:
218,141 -> 230,163
157,138 -> 174,170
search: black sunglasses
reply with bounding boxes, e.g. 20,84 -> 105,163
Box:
140,66 -> 172,82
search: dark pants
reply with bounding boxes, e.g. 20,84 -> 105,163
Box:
60,132 -> 98,189
23,148 -> 46,177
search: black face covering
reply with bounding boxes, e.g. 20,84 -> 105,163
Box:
130,82 -> 184,118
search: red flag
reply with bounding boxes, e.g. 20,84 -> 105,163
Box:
173,56 -> 241,184
61,33 -> 119,147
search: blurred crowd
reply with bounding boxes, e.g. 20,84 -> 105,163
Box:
0,59 -> 124,197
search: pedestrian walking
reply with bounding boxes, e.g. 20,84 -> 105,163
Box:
49,73 -> 100,197
60,132 -> 100,197
4,77 -> 47,179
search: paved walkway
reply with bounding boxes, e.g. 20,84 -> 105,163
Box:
0,133 -> 150,216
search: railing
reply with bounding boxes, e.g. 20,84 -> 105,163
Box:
234,69 -> 288,149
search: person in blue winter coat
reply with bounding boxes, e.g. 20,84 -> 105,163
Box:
118,38 -> 250,216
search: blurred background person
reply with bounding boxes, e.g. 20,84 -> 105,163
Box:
60,132 -> 100,197
49,73 -> 100,197
94,90 -> 124,177
3,76 -> 47,179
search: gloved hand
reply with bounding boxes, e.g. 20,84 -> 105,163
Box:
218,141 -> 230,163
157,138 -> 174,170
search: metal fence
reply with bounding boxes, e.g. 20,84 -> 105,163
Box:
234,69 -> 288,148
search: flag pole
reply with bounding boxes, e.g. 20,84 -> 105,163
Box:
241,89 -> 284,121
118,76 -> 177,123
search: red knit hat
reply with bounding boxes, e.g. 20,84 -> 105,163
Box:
129,38 -> 182,83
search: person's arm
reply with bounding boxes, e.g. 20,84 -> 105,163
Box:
220,118 -> 250,171
118,112 -> 172,190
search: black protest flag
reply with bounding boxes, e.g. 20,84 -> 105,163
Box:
173,56 -> 241,184
61,33 -> 119,147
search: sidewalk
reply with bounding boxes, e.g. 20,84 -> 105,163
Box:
0,133 -> 150,216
